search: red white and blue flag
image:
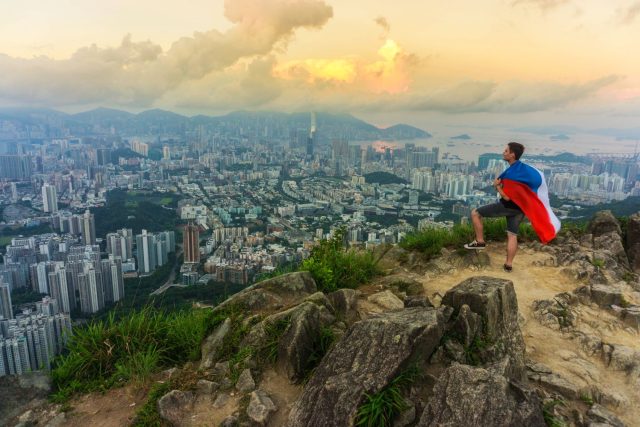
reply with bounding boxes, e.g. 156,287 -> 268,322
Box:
499,161 -> 561,244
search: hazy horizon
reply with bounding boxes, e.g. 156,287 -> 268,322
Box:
1,0 -> 639,135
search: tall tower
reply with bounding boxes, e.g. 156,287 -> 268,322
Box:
0,279 -> 13,319
136,230 -> 158,274
80,210 -> 96,245
42,184 -> 58,213
183,223 -> 200,264
306,112 -> 317,159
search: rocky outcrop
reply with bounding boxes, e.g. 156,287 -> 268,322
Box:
276,301 -> 334,382
200,317 -> 232,369
417,364 -> 545,427
157,390 -> 195,427
627,213 -> 640,273
587,211 -> 623,237
214,271 -> 317,313
441,276 -> 527,381
286,307 -> 450,427
247,390 -> 277,426
0,372 -> 52,426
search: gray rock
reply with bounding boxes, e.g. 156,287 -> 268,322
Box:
17,372 -> 51,392
220,415 -> 239,427
196,379 -> 218,395
394,404 -> 416,427
627,212 -> 640,273
594,232 -> 629,269
215,271 -> 317,312
236,369 -> 256,393
326,289 -> 359,324
247,390 -> 277,426
276,302 -> 327,383
417,364 -> 545,427
213,393 -> 230,409
620,306 -> 640,330
587,211 -> 622,238
404,295 -> 434,308
157,390 -> 195,427
367,290 -> 405,311
286,307 -> 449,427
450,304 -> 481,348
587,404 -> 625,427
200,317 -> 232,369
528,371 -> 580,399
212,361 -> 231,378
590,284 -> 623,308
441,276 -> 527,381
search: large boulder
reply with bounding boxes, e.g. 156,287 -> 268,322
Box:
587,211 -> 622,238
200,317 -> 232,369
157,390 -> 195,427
441,276 -> 527,381
627,212 -> 640,273
247,390 -> 277,426
286,307 -> 450,427
417,364 -> 545,427
214,271 -> 317,312
276,302 -> 333,383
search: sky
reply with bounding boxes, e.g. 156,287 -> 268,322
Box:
0,0 -> 639,131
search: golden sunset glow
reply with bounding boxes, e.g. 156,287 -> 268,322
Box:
0,0 -> 637,125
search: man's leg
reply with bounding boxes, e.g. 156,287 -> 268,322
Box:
505,232 -> 518,267
471,209 -> 484,243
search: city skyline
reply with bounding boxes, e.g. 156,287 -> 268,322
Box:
0,0 -> 638,132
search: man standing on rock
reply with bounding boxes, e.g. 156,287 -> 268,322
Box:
465,142 -> 561,272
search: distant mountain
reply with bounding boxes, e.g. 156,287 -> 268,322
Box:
549,134 -> 570,141
451,134 -> 471,140
0,107 -> 430,142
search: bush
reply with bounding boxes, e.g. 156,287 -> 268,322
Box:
51,306 -> 212,401
301,228 -> 380,292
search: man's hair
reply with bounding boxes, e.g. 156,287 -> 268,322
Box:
507,142 -> 525,160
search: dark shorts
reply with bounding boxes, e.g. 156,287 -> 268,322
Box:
475,203 -> 524,235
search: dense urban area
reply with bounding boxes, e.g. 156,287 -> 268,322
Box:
0,108 -> 639,377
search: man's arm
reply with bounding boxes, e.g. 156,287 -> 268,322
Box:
493,178 -> 510,201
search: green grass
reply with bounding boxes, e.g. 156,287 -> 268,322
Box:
50,306 -> 213,402
131,380 -> 171,427
355,365 -> 420,427
542,399 -> 567,427
301,228 -> 381,293
400,218 -> 536,260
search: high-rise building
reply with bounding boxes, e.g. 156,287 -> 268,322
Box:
106,228 -> 134,260
48,265 -> 72,313
96,148 -> 112,165
77,264 -> 104,314
163,145 -> 171,160
0,280 -> 13,320
136,230 -> 158,274
41,184 -> 58,213
80,210 -> 96,245
0,155 -> 32,180
306,112 -> 316,159
183,224 -> 200,264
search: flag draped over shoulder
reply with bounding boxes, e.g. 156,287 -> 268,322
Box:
498,161 -> 561,244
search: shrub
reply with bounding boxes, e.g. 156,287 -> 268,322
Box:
50,306 -> 213,401
301,228 -> 380,292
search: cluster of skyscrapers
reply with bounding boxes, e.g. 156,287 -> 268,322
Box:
136,229 -> 176,274
0,290 -> 71,377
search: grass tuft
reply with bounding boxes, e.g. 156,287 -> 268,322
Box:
301,228 -> 381,293
50,306 -> 213,402
355,365 -> 420,427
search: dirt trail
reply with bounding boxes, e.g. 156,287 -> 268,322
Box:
410,243 -> 640,427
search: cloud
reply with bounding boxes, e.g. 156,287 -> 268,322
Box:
511,0 -> 571,11
618,2 -> 640,24
374,16 -> 391,36
0,0 -> 333,107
